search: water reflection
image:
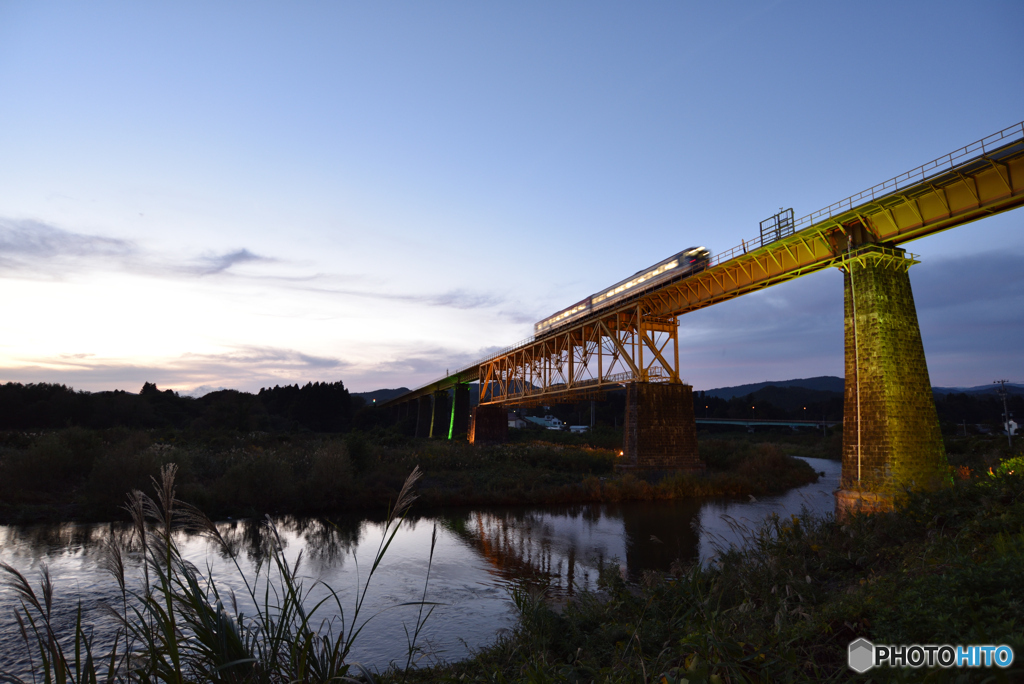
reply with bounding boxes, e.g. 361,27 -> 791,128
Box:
0,457 -> 841,674
440,497 -> 707,596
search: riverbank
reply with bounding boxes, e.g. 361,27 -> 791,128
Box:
393,453 -> 1024,682
0,428 -> 820,524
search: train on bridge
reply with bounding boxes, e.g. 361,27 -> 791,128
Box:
534,245 -> 710,335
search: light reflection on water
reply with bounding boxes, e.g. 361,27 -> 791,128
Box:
0,457 -> 840,674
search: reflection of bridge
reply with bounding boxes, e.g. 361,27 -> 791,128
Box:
384,123 -> 1024,516
442,503 -> 704,595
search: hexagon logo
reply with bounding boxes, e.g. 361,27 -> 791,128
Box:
848,638 -> 875,673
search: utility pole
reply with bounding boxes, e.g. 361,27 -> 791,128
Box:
994,379 -> 1013,448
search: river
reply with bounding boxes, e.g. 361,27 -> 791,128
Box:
0,456 -> 840,675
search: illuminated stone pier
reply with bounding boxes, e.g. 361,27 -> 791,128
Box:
470,404 -> 507,444
620,382 -> 702,471
450,383 -> 471,439
836,245 -> 948,517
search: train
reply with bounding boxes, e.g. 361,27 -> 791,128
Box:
534,246 -> 711,335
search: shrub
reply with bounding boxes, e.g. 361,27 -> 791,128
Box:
85,431 -> 160,512
305,441 -> 354,509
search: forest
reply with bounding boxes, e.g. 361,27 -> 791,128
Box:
0,380 -> 356,433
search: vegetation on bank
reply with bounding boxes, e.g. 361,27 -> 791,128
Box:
1,465 -> 432,683
0,427 -> 821,524
393,452 -> 1024,683
4,450 -> 1021,682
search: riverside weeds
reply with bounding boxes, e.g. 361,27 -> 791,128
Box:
1,464 -> 432,683
394,452 -> 1024,683
0,429 -> 821,524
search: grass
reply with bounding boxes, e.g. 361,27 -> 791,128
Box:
0,429 -> 822,524
389,450 -> 1024,683
1,464 -> 431,683
5,435 -> 1018,681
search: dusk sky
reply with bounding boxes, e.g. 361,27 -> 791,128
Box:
1,1 -> 1022,395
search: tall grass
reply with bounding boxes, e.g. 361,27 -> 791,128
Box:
1,464 -> 431,683
393,453 -> 1024,683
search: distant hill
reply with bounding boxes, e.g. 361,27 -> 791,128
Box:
700,376 -> 845,400
699,376 -> 1024,404
932,383 -> 1024,396
352,388 -> 410,404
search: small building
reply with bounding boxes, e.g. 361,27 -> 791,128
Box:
525,414 -> 565,430
508,412 -> 527,429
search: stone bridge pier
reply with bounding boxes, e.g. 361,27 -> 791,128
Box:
414,395 -> 433,438
836,244 -> 948,517
621,382 -> 703,471
470,404 -> 507,444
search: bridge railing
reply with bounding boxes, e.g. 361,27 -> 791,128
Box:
789,121 -> 1024,232
705,120 -> 1024,269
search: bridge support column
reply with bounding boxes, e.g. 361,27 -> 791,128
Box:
429,390 -> 450,438
449,383 -> 471,439
469,404 -> 507,444
415,395 -> 432,438
836,245 -> 948,518
621,382 -> 702,471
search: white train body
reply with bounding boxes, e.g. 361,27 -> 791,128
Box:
534,246 -> 710,335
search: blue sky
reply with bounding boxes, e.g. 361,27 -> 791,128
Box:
1,1 -> 1022,394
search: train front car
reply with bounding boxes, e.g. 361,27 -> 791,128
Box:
592,246 -> 709,312
533,245 -> 711,335
681,246 -> 710,272
534,297 -> 592,335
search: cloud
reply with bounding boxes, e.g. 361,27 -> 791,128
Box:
187,249 -> 277,276
296,283 -> 510,311
0,217 -> 511,312
675,251 -> 1024,390
0,219 -> 136,276
912,250 -> 1024,310
343,343 -> 512,391
0,345 -> 353,394
0,218 -> 279,281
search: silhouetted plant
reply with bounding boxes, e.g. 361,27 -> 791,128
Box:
1,464 -> 432,683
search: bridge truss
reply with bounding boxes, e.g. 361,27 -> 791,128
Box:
478,307 -> 679,406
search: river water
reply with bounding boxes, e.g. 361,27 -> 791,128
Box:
0,457 -> 840,675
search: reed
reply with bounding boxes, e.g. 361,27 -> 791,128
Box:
1,464 -> 431,683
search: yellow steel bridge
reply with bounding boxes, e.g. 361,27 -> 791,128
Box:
385,122 -> 1024,410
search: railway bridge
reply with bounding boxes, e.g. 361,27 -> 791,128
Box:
383,122 -> 1024,516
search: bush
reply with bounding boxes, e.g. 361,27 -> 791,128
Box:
216,448 -> 296,511
85,431 -> 160,513
305,441 -> 354,509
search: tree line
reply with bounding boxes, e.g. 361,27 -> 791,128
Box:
0,381 -> 356,433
